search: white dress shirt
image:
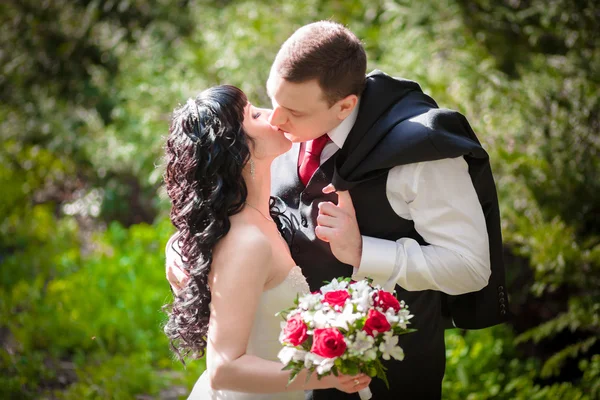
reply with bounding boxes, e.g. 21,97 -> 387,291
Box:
318,99 -> 491,295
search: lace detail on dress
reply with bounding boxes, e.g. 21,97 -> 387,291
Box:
285,266 -> 310,293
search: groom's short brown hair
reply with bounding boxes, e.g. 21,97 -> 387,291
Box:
271,21 -> 367,106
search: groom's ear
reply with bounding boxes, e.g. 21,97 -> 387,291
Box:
336,94 -> 358,120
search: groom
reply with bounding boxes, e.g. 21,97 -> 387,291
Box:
265,21 -> 508,400
168,21 -> 508,399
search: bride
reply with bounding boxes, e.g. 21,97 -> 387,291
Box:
162,85 -> 371,399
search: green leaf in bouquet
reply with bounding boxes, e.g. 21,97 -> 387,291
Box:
394,327 -> 417,336
374,359 -> 390,389
340,359 -> 360,376
288,368 -> 301,385
301,340 -> 312,351
283,360 -> 305,372
337,326 -> 351,336
365,362 -> 378,377
333,358 -> 345,376
294,292 -> 300,306
355,317 -> 366,330
286,363 -> 303,386
331,365 -> 339,377
275,305 -> 297,319
281,362 -> 296,371
305,367 -> 314,384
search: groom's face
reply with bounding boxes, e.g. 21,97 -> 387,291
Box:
266,72 -> 347,143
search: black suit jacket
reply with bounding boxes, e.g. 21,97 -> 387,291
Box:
332,70 -> 509,329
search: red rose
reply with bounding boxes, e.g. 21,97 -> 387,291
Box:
282,314 -> 309,346
311,328 -> 347,358
323,290 -> 350,309
374,290 -> 401,312
363,309 -> 391,337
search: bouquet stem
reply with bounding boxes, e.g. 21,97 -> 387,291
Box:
358,386 -> 372,400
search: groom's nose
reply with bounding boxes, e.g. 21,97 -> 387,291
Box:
268,106 -> 286,127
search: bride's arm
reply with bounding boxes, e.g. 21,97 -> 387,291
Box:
205,227 -> 367,393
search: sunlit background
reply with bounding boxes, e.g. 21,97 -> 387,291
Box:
1,0 -> 598,399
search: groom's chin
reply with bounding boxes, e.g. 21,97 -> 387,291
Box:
282,131 -> 298,142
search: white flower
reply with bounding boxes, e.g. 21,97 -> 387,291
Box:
320,303 -> 334,313
298,293 -> 322,311
330,303 -> 361,331
349,280 -> 372,299
279,321 -> 287,344
278,347 -> 307,365
312,309 -> 332,329
301,310 -> 315,328
304,352 -> 323,368
346,330 -> 375,356
351,288 -> 373,312
293,349 -> 307,362
304,352 -> 336,375
364,348 -> 378,361
316,357 -> 335,374
385,310 -> 400,325
379,332 -> 405,361
319,278 -> 348,294
396,308 -> 414,330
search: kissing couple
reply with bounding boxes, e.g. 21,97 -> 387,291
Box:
163,20 -> 508,400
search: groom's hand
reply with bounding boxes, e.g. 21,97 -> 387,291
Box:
315,184 -> 362,268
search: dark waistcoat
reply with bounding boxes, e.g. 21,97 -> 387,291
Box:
271,146 -> 446,399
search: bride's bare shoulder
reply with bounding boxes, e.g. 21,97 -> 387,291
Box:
213,218 -> 273,267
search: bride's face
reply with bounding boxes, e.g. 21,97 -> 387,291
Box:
243,103 -> 292,159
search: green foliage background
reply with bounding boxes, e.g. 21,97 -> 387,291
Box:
1,0 -> 598,399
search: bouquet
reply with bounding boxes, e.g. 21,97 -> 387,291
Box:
277,278 -> 414,400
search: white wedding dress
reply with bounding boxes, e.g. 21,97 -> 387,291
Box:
188,266 -> 310,400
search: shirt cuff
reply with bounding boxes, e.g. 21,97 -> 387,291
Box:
352,236 -> 398,287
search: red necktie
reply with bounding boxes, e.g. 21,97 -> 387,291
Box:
298,135 -> 329,186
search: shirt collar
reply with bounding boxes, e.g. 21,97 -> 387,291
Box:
327,97 -> 361,149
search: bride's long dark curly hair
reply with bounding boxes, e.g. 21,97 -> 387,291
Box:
163,85 -> 251,360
